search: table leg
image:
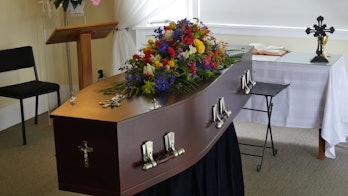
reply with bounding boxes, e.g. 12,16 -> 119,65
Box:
318,128 -> 326,160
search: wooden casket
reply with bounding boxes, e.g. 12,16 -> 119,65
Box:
50,45 -> 253,195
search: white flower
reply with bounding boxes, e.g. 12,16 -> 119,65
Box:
143,63 -> 155,76
164,30 -> 174,41
150,54 -> 161,62
182,45 -> 197,59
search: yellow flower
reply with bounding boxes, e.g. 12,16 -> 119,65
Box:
168,60 -> 175,68
169,21 -> 176,30
194,39 -> 205,54
148,39 -> 154,44
154,60 -> 163,68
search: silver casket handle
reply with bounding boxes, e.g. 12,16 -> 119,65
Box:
142,132 -> 185,170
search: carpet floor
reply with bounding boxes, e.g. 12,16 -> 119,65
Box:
0,113 -> 347,196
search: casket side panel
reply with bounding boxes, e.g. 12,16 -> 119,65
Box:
116,51 -> 252,195
52,117 -> 121,195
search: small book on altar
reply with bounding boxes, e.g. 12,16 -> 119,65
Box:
250,43 -> 288,56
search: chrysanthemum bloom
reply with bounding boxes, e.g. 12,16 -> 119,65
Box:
194,39 -> 205,54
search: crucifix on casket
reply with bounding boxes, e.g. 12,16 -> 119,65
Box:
46,21 -> 118,89
306,16 -> 335,63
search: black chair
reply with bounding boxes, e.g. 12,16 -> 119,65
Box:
0,46 -> 61,145
239,82 -> 289,171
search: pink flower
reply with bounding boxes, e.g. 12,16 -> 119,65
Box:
90,0 -> 101,6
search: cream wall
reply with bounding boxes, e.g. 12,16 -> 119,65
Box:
1,1 -> 347,132
0,0 -> 115,131
44,0 -> 115,99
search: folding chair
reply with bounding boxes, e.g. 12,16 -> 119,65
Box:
0,46 -> 60,145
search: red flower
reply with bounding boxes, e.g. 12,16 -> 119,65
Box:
190,62 -> 196,74
162,58 -> 168,65
205,54 -> 212,65
182,35 -> 194,45
143,50 -> 154,63
144,73 -> 152,79
167,40 -> 177,48
133,54 -> 140,60
186,27 -> 192,34
167,47 -> 176,58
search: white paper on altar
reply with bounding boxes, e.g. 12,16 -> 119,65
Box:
235,52 -> 348,159
252,55 -> 280,62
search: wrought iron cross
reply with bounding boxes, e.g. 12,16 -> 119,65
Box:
78,141 -> 94,168
306,16 -> 335,62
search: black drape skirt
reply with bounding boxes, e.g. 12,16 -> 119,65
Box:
136,122 -> 244,196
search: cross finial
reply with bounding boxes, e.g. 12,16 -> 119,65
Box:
306,16 -> 335,62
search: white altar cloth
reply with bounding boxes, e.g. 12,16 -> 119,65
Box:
235,52 -> 348,159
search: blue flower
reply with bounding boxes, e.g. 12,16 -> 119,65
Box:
125,74 -> 132,81
157,41 -> 168,55
178,18 -> 190,28
125,74 -> 142,87
155,74 -> 171,92
170,75 -> 176,84
173,28 -> 182,41
154,27 -> 164,39
134,75 -> 142,83
196,61 -> 203,68
212,42 -> 218,51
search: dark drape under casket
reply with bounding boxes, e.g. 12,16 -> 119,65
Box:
136,122 -> 244,196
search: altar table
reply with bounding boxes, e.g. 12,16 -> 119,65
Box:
235,52 -> 348,159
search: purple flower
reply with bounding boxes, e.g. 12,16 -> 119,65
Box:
154,27 -> 164,39
176,47 -> 184,59
170,75 -> 176,84
155,74 -> 171,92
134,75 -> 142,83
160,66 -> 167,71
178,18 -> 190,28
157,41 -> 168,55
125,74 -> 142,87
125,74 -> 132,81
173,28 -> 182,41
196,61 -> 203,68
212,42 -> 218,51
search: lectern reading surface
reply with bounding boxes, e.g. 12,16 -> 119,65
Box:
46,21 -> 118,89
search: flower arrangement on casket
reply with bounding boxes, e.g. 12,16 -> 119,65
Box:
103,18 -> 241,97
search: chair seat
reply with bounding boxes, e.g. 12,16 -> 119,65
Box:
0,80 -> 60,99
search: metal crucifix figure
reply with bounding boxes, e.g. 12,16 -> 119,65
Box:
78,141 -> 94,168
306,16 -> 335,63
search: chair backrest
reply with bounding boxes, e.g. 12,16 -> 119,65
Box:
0,46 -> 38,80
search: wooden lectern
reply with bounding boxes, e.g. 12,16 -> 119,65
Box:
46,21 -> 118,89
